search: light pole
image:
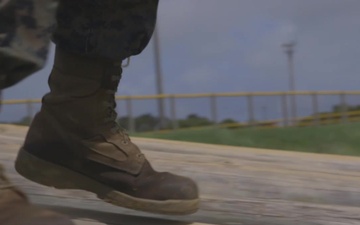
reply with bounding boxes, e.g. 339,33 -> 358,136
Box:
262,105 -> 268,121
282,42 -> 297,125
153,25 -> 166,129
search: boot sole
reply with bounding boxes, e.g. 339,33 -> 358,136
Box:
15,147 -> 200,215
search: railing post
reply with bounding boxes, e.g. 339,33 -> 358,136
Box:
210,94 -> 218,126
340,92 -> 348,124
26,100 -> 33,124
247,94 -> 255,126
126,96 -> 135,133
170,95 -> 178,130
311,92 -> 320,126
290,91 -> 297,126
0,91 -> 2,113
281,93 -> 289,127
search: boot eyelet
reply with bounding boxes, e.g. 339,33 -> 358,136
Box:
122,140 -> 129,145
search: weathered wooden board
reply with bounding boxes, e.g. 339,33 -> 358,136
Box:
1,124 -> 360,225
47,206 -> 215,225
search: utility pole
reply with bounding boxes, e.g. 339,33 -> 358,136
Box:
262,105 -> 268,121
282,42 -> 297,126
153,26 -> 166,129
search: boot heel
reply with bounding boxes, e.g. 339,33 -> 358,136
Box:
15,148 -> 79,189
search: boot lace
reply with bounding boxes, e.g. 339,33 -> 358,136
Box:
103,65 -> 130,144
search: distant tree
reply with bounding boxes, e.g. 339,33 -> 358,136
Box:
135,113 -> 159,132
13,116 -> 32,126
179,114 -> 213,128
332,104 -> 360,113
118,113 -> 171,132
220,118 -> 238,124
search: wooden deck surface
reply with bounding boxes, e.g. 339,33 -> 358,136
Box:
1,124 -> 360,225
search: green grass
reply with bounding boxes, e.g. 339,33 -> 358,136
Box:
135,123 -> 360,156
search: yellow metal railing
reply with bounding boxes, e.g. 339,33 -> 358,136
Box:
2,90 -> 360,104
2,90 -> 360,132
296,110 -> 360,127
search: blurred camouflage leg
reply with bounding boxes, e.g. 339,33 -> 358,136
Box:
0,0 -> 57,90
0,165 -> 74,225
0,1 -> 74,224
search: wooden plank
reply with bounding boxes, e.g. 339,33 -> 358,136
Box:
1,124 -> 360,225
49,206 -> 216,225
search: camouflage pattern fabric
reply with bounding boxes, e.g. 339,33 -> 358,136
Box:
54,0 -> 159,60
0,0 -> 58,89
0,0 -> 158,90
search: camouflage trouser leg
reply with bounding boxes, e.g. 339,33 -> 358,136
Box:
54,0 -> 159,60
0,0 -> 58,89
0,0 -> 158,90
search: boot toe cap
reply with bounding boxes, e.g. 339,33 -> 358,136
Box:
151,172 -> 199,201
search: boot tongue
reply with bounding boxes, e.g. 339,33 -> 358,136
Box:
83,130 -> 145,175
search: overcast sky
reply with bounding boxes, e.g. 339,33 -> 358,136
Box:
2,0 -> 360,122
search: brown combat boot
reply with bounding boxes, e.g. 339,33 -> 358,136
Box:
0,165 -> 74,225
15,47 -> 199,215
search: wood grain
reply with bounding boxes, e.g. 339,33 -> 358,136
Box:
1,124 -> 360,225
